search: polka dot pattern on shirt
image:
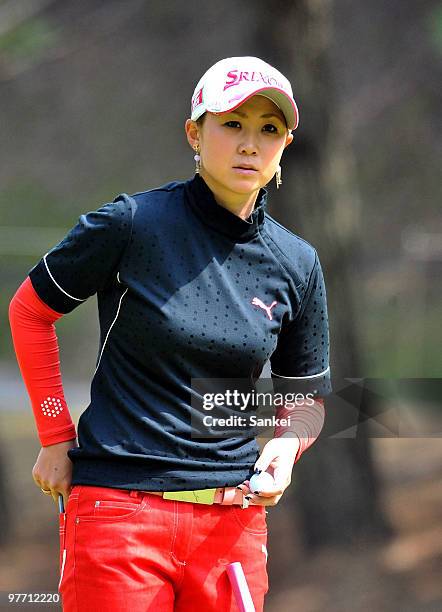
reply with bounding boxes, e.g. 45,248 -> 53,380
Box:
28,176 -> 331,491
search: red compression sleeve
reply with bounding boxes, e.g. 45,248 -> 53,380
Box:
8,276 -> 77,446
274,398 -> 325,463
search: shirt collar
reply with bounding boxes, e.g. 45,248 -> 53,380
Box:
184,173 -> 268,242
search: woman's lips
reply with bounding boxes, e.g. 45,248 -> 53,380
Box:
232,167 -> 258,175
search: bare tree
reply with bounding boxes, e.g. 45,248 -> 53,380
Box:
252,0 -> 393,549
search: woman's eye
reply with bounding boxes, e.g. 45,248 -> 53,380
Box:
263,124 -> 278,133
224,121 -> 241,128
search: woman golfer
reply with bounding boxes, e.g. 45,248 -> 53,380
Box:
9,56 -> 332,611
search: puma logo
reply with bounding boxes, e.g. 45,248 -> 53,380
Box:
251,297 -> 277,320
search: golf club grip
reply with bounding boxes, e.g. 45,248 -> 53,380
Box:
226,562 -> 256,612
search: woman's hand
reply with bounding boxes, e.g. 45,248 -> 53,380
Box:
32,438 -> 78,507
237,436 -> 300,506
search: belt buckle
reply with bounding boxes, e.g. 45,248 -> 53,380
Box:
162,488 -> 217,505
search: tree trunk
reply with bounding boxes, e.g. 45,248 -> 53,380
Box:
252,0 -> 393,549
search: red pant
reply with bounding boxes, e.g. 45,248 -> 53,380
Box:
58,485 -> 269,611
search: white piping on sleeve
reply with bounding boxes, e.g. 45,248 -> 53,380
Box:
43,253 -> 86,302
93,287 -> 128,377
270,365 -> 330,379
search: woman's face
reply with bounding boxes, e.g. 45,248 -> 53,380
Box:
186,95 -> 293,205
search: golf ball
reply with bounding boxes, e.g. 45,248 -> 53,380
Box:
249,471 -> 275,493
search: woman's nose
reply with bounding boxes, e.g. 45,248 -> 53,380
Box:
239,141 -> 258,155
240,142 -> 257,155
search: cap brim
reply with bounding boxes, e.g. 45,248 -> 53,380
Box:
210,86 -> 299,130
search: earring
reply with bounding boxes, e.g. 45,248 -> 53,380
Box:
275,165 -> 282,189
193,144 -> 201,174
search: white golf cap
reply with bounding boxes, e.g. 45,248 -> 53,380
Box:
190,56 -> 299,131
